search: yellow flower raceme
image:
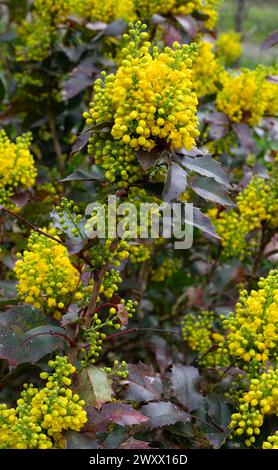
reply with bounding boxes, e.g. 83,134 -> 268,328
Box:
0,356 -> 87,449
14,229 -> 82,319
214,175 -> 277,259
215,31 -> 242,65
0,131 -> 37,206
152,258 -> 180,282
191,41 -> 225,98
181,310 -> 229,367
220,269 -> 278,366
216,67 -> 278,126
229,366 -> 278,447
173,0 -> 221,29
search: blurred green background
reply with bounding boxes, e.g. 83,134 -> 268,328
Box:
218,0 -> 278,66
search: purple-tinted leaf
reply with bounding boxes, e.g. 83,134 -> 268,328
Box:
266,75 -> 278,84
175,15 -> 198,37
149,335 -> 172,373
66,431 -> 102,449
94,19 -> 127,41
163,162 -> 187,202
124,363 -> 163,403
62,71 -> 94,99
71,131 -> 92,154
50,208 -> 87,251
205,112 -> 229,126
209,124 -> 228,140
162,24 -> 182,47
171,365 -> 204,413
261,30 -> 278,50
175,146 -> 207,157
9,190 -> 30,208
85,21 -> 107,32
174,155 -> 230,187
141,402 -> 190,430
189,207 -> 220,239
151,14 -> 166,24
60,168 -> 104,182
84,403 -> 149,433
136,149 -> 160,170
232,123 -> 254,152
190,176 -> 235,206
120,437 -> 150,449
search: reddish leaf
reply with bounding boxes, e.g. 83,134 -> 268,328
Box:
124,363 -> 163,403
175,15 -> 198,38
84,403 -> 149,433
149,335 -> 172,373
261,30 -> 278,50
171,365 -> 204,413
162,24 -> 182,47
119,437 -> 150,449
232,123 -> 254,152
117,303 -> 129,325
141,402 -> 190,430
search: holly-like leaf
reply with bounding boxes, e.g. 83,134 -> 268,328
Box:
60,168 -> 104,182
189,177 -> 235,206
0,306 -> 67,365
163,162 -> 187,202
66,431 -> 101,449
124,363 -> 163,403
171,365 -> 205,413
232,123 -> 254,152
141,402 -> 190,430
261,30 -> 278,50
175,155 -> 230,187
84,403 -> 149,433
77,366 -> 113,410
120,438 -> 150,449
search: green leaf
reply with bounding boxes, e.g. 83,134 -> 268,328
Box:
171,364 -> 205,413
189,177 -> 235,206
77,366 -> 114,410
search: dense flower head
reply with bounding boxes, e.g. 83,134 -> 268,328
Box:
191,41 -> 225,98
152,258 -> 180,282
216,67 -> 278,126
220,269 -> 278,366
181,310 -> 229,367
215,31 -> 242,65
84,22 -> 199,160
229,366 -> 278,447
75,0 -> 136,22
0,131 -> 37,206
263,431 -> 278,449
14,229 -> 82,319
0,356 -> 87,449
214,175 -> 277,259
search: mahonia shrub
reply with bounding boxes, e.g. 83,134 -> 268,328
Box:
0,356 -> 87,449
0,131 -> 37,206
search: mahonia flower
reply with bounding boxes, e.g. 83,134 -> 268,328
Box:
0,356 -> 87,449
75,0 -> 136,22
173,0 -> 221,29
215,31 -> 242,65
263,431 -> 278,449
0,131 -> 37,206
216,67 -> 278,126
191,41 -> 225,98
84,22 -> 199,186
14,229 -> 82,319
229,366 -> 278,447
214,175 -> 277,259
152,258 -> 180,282
181,310 -> 229,367
220,269 -> 278,366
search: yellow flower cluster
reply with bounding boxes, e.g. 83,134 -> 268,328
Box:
0,356 -> 87,449
75,0 -> 136,23
14,229 -> 82,320
215,31 -> 242,65
263,431 -> 278,449
220,269 -> 278,366
181,310 -> 229,367
84,22 -> 199,160
216,67 -> 278,126
173,0 -> 221,29
152,258 -> 180,282
214,176 -> 276,259
0,131 -> 37,206
229,366 -> 278,447
191,41 -> 225,98
129,243 -> 153,264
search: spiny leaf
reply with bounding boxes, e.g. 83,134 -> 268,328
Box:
77,366 -> 113,410
189,177 -> 235,206
141,402 -> 190,430
171,364 -> 205,413
84,403 -> 149,433
124,363 -> 163,403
